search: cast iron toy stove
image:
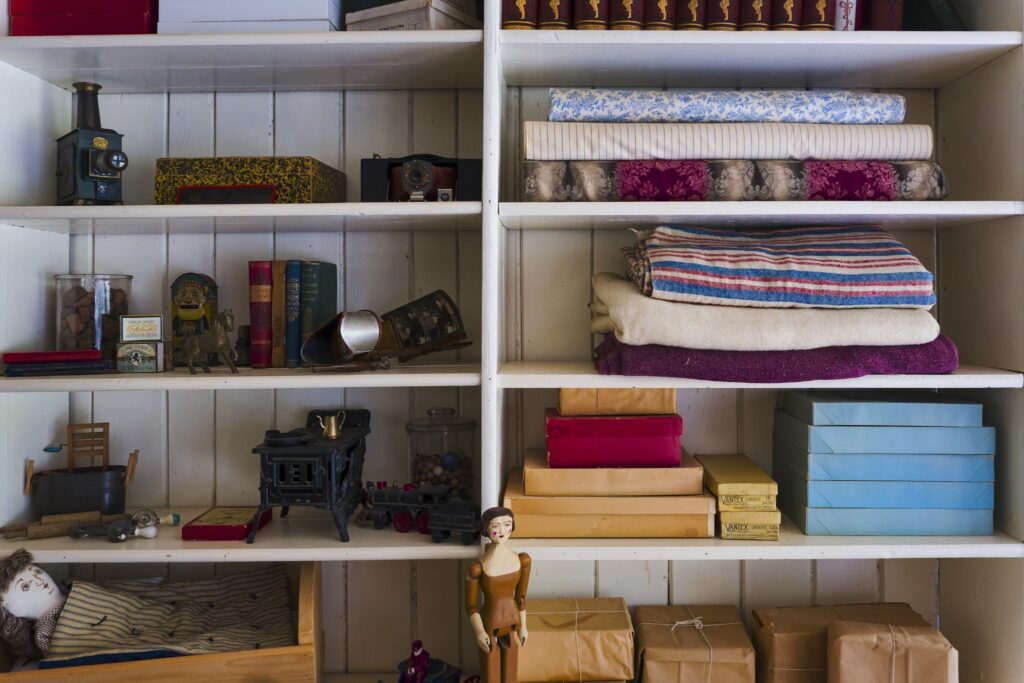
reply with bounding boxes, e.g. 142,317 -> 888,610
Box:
248,409 -> 370,543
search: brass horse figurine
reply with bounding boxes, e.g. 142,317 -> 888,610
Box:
184,309 -> 239,375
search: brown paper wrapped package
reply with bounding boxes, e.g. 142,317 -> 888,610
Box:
828,621 -> 958,683
636,605 -> 755,683
558,388 -> 676,415
752,603 -> 929,683
518,598 -> 635,682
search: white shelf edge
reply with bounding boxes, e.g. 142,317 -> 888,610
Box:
497,361 -> 1024,390
500,30 -> 1023,47
0,364 -> 482,392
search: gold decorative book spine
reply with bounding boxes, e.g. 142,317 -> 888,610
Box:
644,0 -> 675,28
739,0 -> 770,28
270,260 -> 286,369
574,0 -> 610,28
706,0 -> 738,28
675,0 -> 706,29
610,0 -> 644,28
503,0 -> 540,28
539,0 -> 571,27
801,0 -> 835,29
771,0 -> 801,28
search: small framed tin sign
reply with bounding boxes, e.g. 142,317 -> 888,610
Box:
120,314 -> 163,343
117,342 -> 165,373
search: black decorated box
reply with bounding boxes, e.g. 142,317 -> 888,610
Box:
155,156 -> 346,204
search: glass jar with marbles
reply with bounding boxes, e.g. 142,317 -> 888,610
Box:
407,407 -> 476,501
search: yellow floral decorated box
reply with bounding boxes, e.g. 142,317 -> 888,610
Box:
155,156 -> 346,204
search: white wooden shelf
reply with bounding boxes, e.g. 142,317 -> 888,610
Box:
519,517 -> 1024,561
500,30 -> 1022,88
498,361 -> 1024,390
0,30 -> 483,93
499,201 -> 1024,231
0,202 -> 482,235
0,364 -> 481,392
8,509 -> 480,563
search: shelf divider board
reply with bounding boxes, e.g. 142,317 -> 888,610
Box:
499,201 -> 1024,231
0,31 -> 484,93
501,30 -> 1023,88
0,202 -> 483,235
498,361 -> 1024,390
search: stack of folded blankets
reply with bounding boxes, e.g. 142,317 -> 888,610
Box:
504,388 -> 717,538
773,390 -> 995,536
593,224 -> 959,383
523,88 -> 947,202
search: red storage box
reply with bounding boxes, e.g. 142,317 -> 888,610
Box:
9,0 -> 157,35
9,0 -> 154,13
545,408 -> 683,468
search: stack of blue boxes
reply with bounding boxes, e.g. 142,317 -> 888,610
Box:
773,391 -> 995,536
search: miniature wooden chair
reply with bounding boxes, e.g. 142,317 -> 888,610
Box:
66,422 -> 110,472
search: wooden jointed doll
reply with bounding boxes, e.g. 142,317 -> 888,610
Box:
465,507 -> 532,683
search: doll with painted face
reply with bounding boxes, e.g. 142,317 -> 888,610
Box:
0,549 -> 65,660
465,507 -> 531,683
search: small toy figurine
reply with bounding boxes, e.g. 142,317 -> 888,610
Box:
395,644 -> 463,683
171,273 -> 218,366
403,640 -> 430,683
0,549 -> 66,659
184,309 -> 239,375
465,507 -> 531,683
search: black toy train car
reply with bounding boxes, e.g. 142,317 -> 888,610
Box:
360,482 -> 479,545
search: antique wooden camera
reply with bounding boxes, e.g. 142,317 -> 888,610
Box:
56,82 -> 129,205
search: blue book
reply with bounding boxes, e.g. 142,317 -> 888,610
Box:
772,436 -> 995,482
774,463 -> 994,509
285,260 -> 302,368
774,410 -> 995,455
782,505 -> 993,536
779,391 -> 983,427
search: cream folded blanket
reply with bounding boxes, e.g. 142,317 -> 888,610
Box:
592,272 -> 940,351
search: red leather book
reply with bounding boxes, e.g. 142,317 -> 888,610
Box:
739,0 -> 771,28
801,0 -> 836,28
3,349 -> 102,365
676,0 -> 707,29
706,0 -> 739,29
270,260 -> 286,369
545,409 -> 683,469
10,12 -> 156,36
9,0 -> 154,13
868,0 -> 903,29
771,0 -> 802,28
644,0 -> 676,28
503,0 -> 540,28
575,0 -> 610,28
539,0 -> 571,28
181,507 -> 272,541
610,0 -> 644,29
249,261 -> 273,369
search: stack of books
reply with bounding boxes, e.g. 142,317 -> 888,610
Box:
774,391 -> 996,536
504,388 -> 716,538
248,261 -> 337,370
696,453 -> 780,541
2,350 -> 112,377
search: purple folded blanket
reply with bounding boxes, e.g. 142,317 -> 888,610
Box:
594,334 -> 959,383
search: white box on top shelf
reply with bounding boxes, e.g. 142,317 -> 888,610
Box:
159,0 -> 342,26
157,20 -> 339,34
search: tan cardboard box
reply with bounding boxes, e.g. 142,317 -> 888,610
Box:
522,448 -> 703,497
558,388 -> 677,416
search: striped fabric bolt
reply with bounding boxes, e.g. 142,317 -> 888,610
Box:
522,121 -> 933,160
635,225 -> 936,309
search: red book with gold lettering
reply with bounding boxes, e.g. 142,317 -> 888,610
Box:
868,0 -> 903,29
801,0 -> 836,28
676,0 -> 707,29
771,0 -> 802,28
503,0 -> 539,28
249,260 -> 272,369
739,0 -> 771,28
706,0 -> 739,29
644,0 -> 676,28
539,0 -> 571,28
610,0 -> 644,28
575,0 -> 610,28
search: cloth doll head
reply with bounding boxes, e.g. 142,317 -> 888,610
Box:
480,507 -> 515,544
0,549 -> 60,659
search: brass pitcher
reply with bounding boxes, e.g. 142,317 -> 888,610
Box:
316,411 -> 345,440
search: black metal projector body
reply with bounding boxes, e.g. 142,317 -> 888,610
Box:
57,82 -> 129,205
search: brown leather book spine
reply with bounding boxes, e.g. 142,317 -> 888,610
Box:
675,0 -> 706,28
644,0 -> 676,28
706,0 -> 739,29
271,260 -> 286,368
801,0 -> 835,28
770,0 -> 802,28
610,0 -> 644,28
739,0 -> 771,28
503,0 -> 539,28
539,0 -> 571,27
574,0 -> 610,28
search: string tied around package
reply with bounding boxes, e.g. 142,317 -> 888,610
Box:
636,606 -> 743,683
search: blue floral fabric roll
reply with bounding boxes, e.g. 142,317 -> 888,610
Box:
549,88 -> 906,125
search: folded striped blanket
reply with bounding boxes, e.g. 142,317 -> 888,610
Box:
630,225 -> 936,309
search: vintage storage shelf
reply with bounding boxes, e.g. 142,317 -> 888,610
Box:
500,30 -> 1022,88
0,202 -> 483,235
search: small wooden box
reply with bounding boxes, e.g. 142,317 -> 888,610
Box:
155,156 -> 346,204
0,563 -> 322,683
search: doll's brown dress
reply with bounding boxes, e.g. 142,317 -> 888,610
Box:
465,553 -> 532,683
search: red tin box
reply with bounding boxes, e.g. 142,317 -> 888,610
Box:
9,0 -> 154,13
545,408 -> 683,468
181,507 -> 273,541
10,12 -> 156,35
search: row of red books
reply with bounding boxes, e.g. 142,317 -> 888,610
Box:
502,0 -> 908,31
9,0 -> 156,36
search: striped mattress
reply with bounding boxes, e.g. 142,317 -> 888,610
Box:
629,225 -> 936,309
523,121 -> 934,161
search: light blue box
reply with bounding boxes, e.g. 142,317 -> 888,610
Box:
781,505 -> 994,536
774,410 -> 995,455
772,435 -> 995,482
774,462 -> 994,509
779,391 -> 983,427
